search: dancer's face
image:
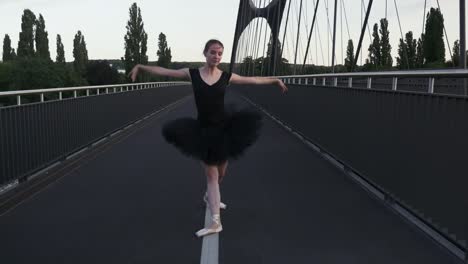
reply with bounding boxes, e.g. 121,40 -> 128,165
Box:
204,44 -> 223,67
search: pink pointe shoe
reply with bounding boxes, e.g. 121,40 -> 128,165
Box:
203,192 -> 227,210
195,214 -> 223,237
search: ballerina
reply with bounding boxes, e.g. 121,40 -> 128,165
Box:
128,39 -> 287,237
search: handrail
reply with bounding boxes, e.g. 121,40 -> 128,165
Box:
274,69 -> 468,95
0,81 -> 191,106
275,69 -> 468,78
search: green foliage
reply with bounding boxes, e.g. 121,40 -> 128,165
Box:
122,2 -> 148,82
415,34 -> 425,68
423,8 -> 445,64
451,40 -> 460,67
35,14 -> 50,61
56,34 -> 65,64
344,39 -> 354,72
0,62 -> 14,91
368,23 -> 381,67
2,34 -> 15,62
397,31 -> 417,69
379,18 -> 392,67
86,60 -> 121,85
156,32 -> 172,68
73,30 -> 88,77
17,9 -> 36,58
10,58 -> 66,90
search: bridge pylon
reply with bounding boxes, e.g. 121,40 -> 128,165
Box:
230,0 -> 287,76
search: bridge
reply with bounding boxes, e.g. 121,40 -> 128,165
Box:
0,0 -> 467,263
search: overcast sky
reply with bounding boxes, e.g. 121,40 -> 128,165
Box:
0,0 -> 465,66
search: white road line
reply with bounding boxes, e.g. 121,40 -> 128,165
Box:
200,206 -> 219,264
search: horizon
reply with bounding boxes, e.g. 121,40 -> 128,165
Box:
0,0 -> 466,66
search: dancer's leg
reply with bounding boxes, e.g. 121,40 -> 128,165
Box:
204,164 -> 221,218
196,163 -> 222,237
217,160 -> 228,184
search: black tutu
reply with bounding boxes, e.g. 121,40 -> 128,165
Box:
162,106 -> 262,165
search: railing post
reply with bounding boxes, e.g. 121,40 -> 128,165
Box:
313,78 -> 316,85
86,89 -> 90,96
428,78 -> 435,93
348,77 -> 353,88
17,95 -> 21,106
367,77 -> 372,89
59,92 -> 62,100
40,93 -> 44,102
305,78 -> 308,85
74,91 -> 77,98
322,77 -> 326,86
392,77 -> 398,91
298,78 -> 302,85
333,77 -> 338,87
97,89 -> 100,95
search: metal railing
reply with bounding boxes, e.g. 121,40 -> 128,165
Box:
276,69 -> 468,95
0,81 -> 191,107
0,81 -> 193,190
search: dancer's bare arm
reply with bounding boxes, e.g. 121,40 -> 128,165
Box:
230,73 -> 288,93
128,64 -> 190,82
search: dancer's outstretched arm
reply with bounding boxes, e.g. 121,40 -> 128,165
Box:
230,73 -> 288,93
128,64 -> 190,82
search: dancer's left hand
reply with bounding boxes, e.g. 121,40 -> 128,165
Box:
277,79 -> 288,94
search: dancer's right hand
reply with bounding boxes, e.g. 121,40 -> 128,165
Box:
128,64 -> 140,82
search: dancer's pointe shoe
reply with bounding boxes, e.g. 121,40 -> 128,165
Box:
203,193 -> 227,209
195,214 -> 223,237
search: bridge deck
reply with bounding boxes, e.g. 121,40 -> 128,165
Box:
0,91 -> 461,263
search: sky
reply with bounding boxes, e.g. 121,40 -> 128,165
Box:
0,0 -> 466,66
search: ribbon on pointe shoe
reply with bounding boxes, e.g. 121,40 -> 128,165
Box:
195,214 -> 223,237
204,192 -> 227,209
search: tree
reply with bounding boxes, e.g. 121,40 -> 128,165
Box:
156,32 -> 172,68
415,34 -> 425,68
73,30 -> 88,77
344,39 -> 354,72
35,14 -> 50,61
86,60 -> 121,85
451,40 -> 460,67
17,9 -> 36,58
2,34 -> 15,61
368,23 -> 381,67
379,18 -> 392,68
423,8 -> 445,64
122,2 -> 148,80
397,31 -> 417,69
56,34 -> 65,64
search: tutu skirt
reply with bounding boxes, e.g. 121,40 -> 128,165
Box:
162,106 -> 262,165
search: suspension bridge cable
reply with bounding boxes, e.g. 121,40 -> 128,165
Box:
255,0 -> 266,75
261,18 -> 269,76
385,0 -> 388,19
261,1 -> 271,76
340,0 -> 351,41
250,2 -> 261,76
316,13 -> 326,65
361,0 -> 372,42
340,0 -> 343,65
393,0 -> 410,70
280,0 -> 291,61
303,0 -> 320,71
422,0 -> 427,36
238,3 -> 248,72
325,0 -> 333,65
436,0 -> 454,65
353,0 -> 374,71
331,0 -> 338,72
